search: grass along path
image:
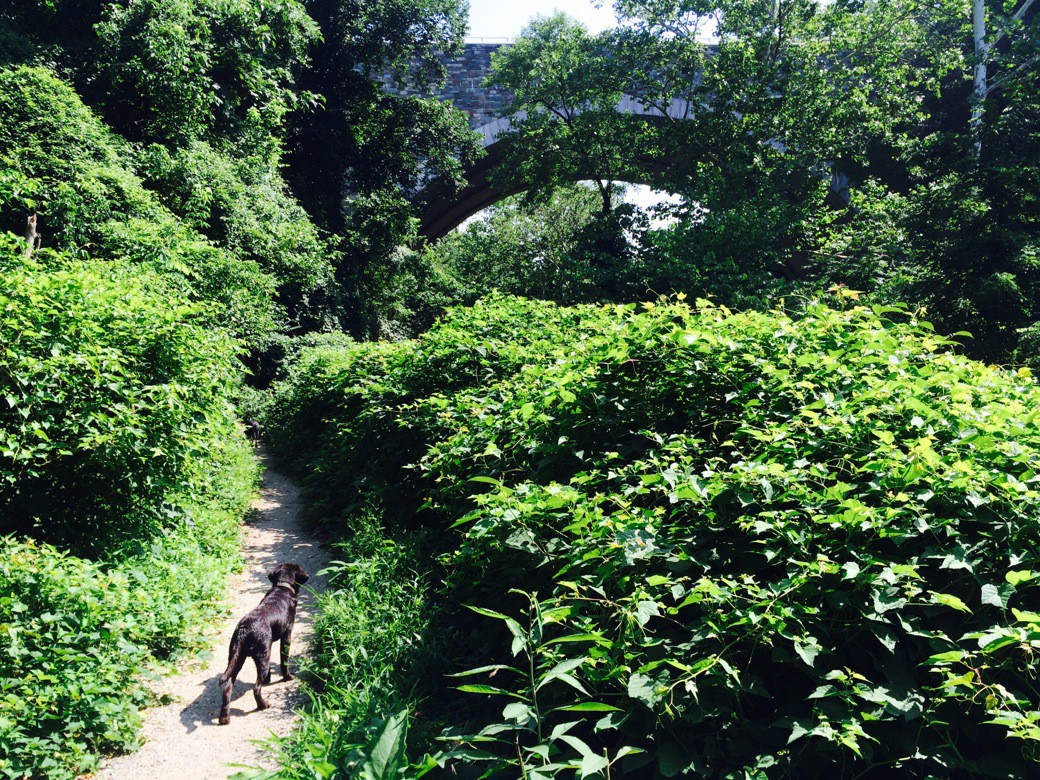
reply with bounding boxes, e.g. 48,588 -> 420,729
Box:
93,450 -> 329,780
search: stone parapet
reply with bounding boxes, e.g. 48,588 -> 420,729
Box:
373,43 -> 514,129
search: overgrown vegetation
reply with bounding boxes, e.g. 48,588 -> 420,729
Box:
0,235 -> 256,779
267,293 -> 1040,777
444,1 -> 1040,362
0,0 -> 474,773
3,0 -> 1039,776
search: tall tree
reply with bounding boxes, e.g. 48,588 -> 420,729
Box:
283,0 -> 480,334
487,14 -> 659,215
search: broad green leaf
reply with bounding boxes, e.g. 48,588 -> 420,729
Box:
980,583 -> 1011,609
927,650 -> 964,665
455,684 -> 528,699
628,673 -> 662,707
634,600 -> 660,626
361,708 -> 408,780
1012,608 -> 1040,624
931,593 -> 971,613
502,702 -> 534,723
1006,570 -> 1037,587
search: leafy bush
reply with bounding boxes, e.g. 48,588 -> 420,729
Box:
92,0 -> 318,145
0,232 -> 257,777
0,235 -> 244,556
271,293 -> 1040,777
265,295 -> 610,523
0,65 -> 282,346
138,140 -> 332,297
0,431 -> 254,780
0,539 -> 146,780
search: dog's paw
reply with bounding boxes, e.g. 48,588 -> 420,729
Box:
218,715 -> 230,725
283,672 -> 295,681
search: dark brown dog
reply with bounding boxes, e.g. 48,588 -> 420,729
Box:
217,562 -> 309,725
245,419 -> 261,445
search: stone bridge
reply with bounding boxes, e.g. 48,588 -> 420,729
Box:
378,43 -> 694,240
384,43 -> 848,241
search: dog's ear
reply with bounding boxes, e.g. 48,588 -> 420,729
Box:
294,565 -> 309,585
268,567 -> 283,584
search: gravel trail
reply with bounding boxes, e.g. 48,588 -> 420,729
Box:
94,451 -> 329,780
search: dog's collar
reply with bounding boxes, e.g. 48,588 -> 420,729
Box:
275,581 -> 296,592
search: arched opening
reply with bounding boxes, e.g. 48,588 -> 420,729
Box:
417,103 -> 695,241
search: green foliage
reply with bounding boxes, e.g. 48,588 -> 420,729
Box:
265,294 -> 607,523
282,0 -> 479,335
0,231 -> 257,778
0,539 -> 147,780
0,435 -> 254,780
474,1 -> 1040,363
0,234 -> 243,555
264,511 -> 440,780
0,66 -> 283,347
138,140 -> 332,318
410,184 -> 615,315
488,14 -> 655,212
92,0 -> 318,145
409,181 -> 796,323
271,293 -> 1040,777
2,0 -> 483,340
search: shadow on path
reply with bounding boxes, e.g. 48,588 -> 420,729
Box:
95,450 -> 331,779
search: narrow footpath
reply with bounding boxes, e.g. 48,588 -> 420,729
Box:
95,451 -> 330,779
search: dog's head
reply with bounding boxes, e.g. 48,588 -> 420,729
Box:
268,562 -> 309,590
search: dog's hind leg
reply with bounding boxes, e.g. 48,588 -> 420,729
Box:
280,628 -> 294,681
252,646 -> 271,710
218,646 -> 247,725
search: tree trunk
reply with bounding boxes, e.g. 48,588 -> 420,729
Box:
971,0 -> 987,160
597,179 -> 613,215
23,214 -> 38,261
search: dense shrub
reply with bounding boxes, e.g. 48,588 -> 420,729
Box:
265,295 -> 611,523
138,141 -> 332,301
0,431 -> 254,780
0,65 -> 281,346
0,540 -> 147,780
92,0 -> 318,146
0,232 -> 257,777
270,293 -> 1040,777
0,235 -> 244,556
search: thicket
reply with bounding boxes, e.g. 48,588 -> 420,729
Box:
0,66 -> 284,348
267,293 -> 1040,778
0,235 -> 256,778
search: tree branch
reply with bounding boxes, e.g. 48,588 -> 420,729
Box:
1013,0 -> 1037,23
989,53 -> 1040,92
991,0 -> 1037,49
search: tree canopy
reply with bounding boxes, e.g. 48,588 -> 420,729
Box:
478,0 -> 1040,361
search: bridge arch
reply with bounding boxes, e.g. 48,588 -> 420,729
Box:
417,97 -> 695,240
396,43 -> 849,243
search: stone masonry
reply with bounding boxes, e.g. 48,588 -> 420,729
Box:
375,43 -> 514,130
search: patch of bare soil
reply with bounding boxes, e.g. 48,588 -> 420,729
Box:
94,450 -> 330,779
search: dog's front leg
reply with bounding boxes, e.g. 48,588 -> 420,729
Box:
280,628 -> 294,681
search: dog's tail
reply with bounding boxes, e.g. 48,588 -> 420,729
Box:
219,641 -> 246,685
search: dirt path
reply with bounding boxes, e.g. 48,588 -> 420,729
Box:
96,451 -> 330,780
